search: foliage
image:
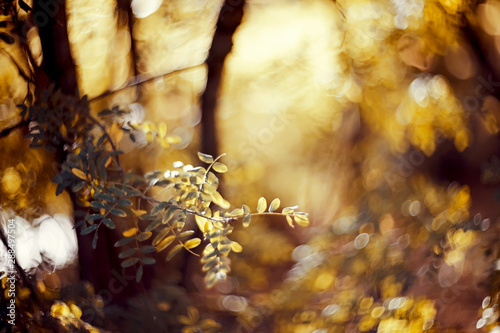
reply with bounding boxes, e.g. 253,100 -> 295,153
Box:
17,85 -> 309,290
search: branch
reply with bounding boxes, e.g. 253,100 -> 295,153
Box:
87,115 -> 125,180
87,63 -> 206,103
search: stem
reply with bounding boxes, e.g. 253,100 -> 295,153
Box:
87,64 -> 205,103
88,115 -> 125,180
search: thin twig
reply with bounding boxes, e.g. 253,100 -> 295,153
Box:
87,63 -> 205,103
88,115 -> 125,180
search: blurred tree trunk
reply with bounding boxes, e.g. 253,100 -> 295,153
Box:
31,0 -> 125,297
200,0 -> 245,157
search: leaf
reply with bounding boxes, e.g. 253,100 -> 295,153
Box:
269,198 -> 280,212
141,257 -> 156,265
294,213 -> 310,227
184,238 -> 201,249
140,245 -> 156,253
257,197 -> 267,213
0,33 -> 14,44
114,237 -> 135,247
92,232 -> 99,249
118,248 -> 137,259
243,214 -> 251,228
229,208 -> 244,217
122,227 -> 138,237
111,208 -> 127,217
121,257 -> 139,268
178,230 -> 195,240
72,168 -> 87,180
286,215 -> 294,228
102,218 -> 116,229
118,199 -> 133,206
212,162 -> 228,173
195,215 -> 207,232
145,218 -> 162,232
158,123 -> 167,137
137,232 -> 152,241
152,226 -> 172,246
166,244 -> 183,261
242,204 -> 251,215
156,235 -> 175,252
85,214 -> 103,222
136,265 -> 143,283
81,224 -> 98,235
230,241 -> 243,253
90,201 -> 108,210
151,201 -> 167,215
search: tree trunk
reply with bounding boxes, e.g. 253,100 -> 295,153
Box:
200,0 -> 246,157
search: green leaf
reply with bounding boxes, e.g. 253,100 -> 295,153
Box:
141,257 -> 156,265
197,152 -> 214,164
166,244 -> 183,261
92,232 -> 99,249
121,257 -> 139,267
145,218 -> 162,232
81,224 -> 98,235
108,186 -> 126,196
136,265 -> 143,283
269,198 -> 280,212
111,208 -> 127,217
90,201 -> 108,210
137,232 -> 152,241
257,197 -> 267,213
151,201 -> 168,215
118,199 -> 133,207
212,162 -> 228,173
114,237 -> 135,247
118,248 -> 137,259
95,193 -> 116,202
140,245 -> 156,253
102,218 -> 116,229
85,214 -> 103,222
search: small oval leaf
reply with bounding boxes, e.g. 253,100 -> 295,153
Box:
184,238 -> 201,249
257,197 -> 267,213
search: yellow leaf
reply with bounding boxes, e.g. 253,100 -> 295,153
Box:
294,213 -> 310,227
229,208 -> 244,217
257,197 -> 267,213
286,215 -> 294,228
195,215 -> 207,232
158,123 -> 167,138
197,152 -> 214,164
71,168 -> 87,180
230,241 -> 243,253
212,162 -> 228,173
156,235 -> 175,252
269,198 -> 280,212
184,238 -> 201,249
123,227 -> 138,237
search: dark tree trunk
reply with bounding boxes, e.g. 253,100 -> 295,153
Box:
33,0 -> 78,95
200,0 -> 246,157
